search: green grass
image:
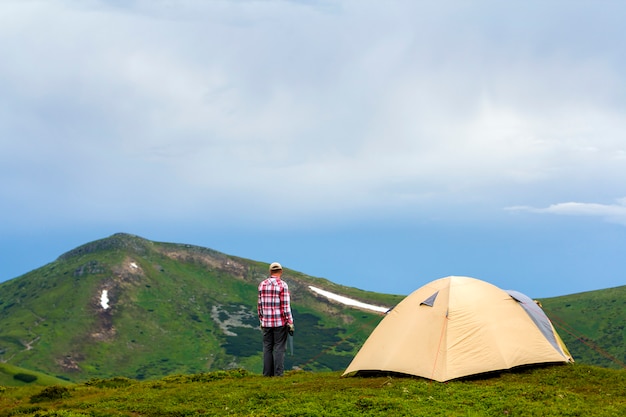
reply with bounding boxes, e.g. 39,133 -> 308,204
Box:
0,364 -> 624,416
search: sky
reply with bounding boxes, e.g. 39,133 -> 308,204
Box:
1,0 -> 625,299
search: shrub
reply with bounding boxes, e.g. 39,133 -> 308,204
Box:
161,368 -> 251,384
84,376 -> 136,388
13,373 -> 38,383
30,385 -> 71,403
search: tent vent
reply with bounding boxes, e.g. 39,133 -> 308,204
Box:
420,291 -> 439,307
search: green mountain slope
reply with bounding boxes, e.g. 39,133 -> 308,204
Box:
0,233 -> 403,382
0,362 -> 71,387
540,285 -> 626,369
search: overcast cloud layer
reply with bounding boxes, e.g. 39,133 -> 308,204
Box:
1,0 -> 625,297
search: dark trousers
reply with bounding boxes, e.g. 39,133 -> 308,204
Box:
262,326 -> 288,376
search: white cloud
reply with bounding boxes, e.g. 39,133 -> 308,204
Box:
507,198 -> 626,226
1,0 -> 626,229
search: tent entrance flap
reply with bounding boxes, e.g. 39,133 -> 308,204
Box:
506,289 -> 569,357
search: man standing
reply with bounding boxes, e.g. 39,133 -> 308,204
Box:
258,262 -> 294,376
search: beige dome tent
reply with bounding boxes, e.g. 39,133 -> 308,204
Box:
343,276 -> 573,382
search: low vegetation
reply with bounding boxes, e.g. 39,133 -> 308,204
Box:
0,364 -> 624,416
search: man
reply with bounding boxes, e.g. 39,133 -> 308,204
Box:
258,262 -> 294,376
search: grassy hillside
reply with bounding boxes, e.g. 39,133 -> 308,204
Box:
540,285 -> 626,369
0,364 -> 624,416
0,233 -> 403,382
0,363 -> 70,387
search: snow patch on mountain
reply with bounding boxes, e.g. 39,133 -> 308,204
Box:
308,286 -> 389,313
100,290 -> 110,310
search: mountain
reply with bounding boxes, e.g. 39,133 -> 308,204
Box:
0,233 -> 623,383
540,285 -> 626,369
0,233 -> 403,382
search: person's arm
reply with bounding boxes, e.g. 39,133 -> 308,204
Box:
257,287 -> 263,325
281,284 -> 293,325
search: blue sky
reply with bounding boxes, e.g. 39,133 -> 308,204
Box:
1,0 -> 625,299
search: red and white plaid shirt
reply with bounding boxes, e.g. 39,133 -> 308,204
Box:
258,276 -> 293,328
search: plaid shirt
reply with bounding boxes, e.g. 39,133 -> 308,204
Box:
258,276 -> 293,328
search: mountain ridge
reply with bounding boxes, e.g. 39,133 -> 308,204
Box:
0,233 -> 623,383
0,233 -> 402,382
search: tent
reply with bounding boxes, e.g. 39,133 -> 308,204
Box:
343,276 -> 573,382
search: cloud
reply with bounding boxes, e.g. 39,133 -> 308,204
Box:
1,1 -> 626,230
506,198 -> 626,226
